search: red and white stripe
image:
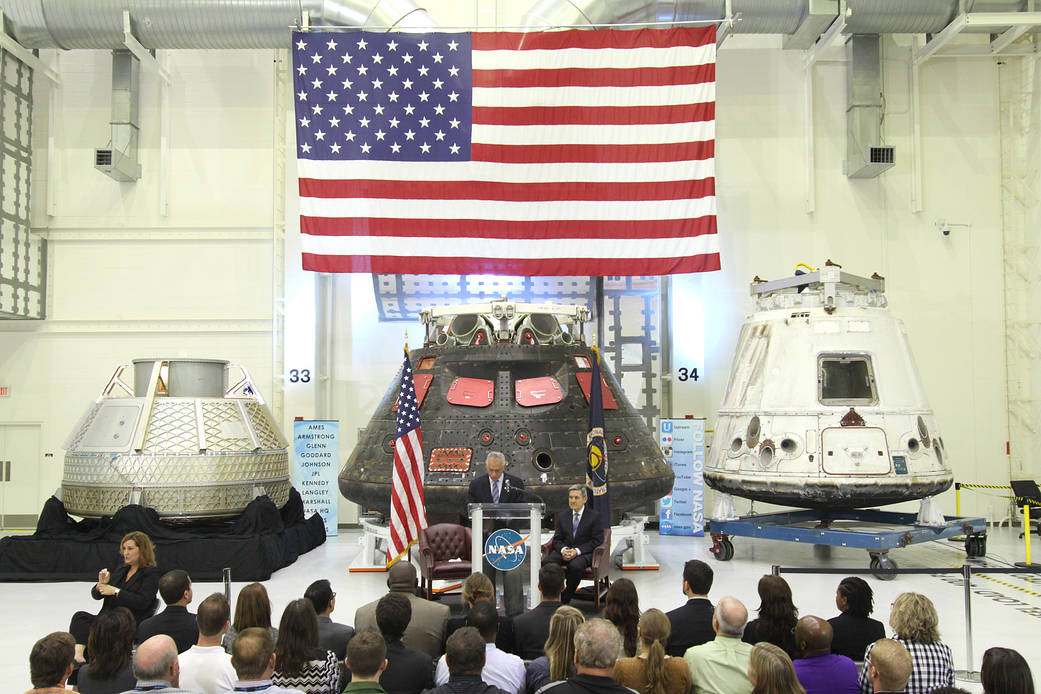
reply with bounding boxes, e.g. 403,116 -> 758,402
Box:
299,26 -> 718,276
389,425 -> 427,563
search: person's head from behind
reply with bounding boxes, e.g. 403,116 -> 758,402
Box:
604,578 -> 639,616
197,593 -> 231,639
275,599 -> 320,674
889,592 -> 940,644
445,626 -> 487,677
713,596 -> 748,637
866,639 -> 912,693
120,531 -> 156,568
637,608 -> 670,650
466,600 -> 499,643
345,629 -> 388,681
158,569 -> 192,606
835,576 -> 874,618
683,559 -> 713,596
233,582 -> 273,631
573,618 -> 623,672
87,607 -> 136,679
304,579 -> 335,616
134,634 -> 179,685
539,562 -> 565,601
756,574 -> 795,619
748,642 -> 804,694
387,560 -> 418,592
544,605 -> 584,681
232,627 -> 275,682
981,647 -> 1035,694
29,631 -> 75,689
794,616 -> 833,657
461,572 -> 494,608
376,591 -> 412,642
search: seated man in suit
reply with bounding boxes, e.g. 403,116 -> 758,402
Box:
511,563 -> 564,660
542,485 -> 603,604
355,562 -> 450,659
467,451 -> 527,617
306,578 -> 354,682
136,570 -> 198,654
665,559 -> 715,656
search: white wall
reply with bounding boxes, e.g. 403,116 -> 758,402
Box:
0,11 -> 1019,524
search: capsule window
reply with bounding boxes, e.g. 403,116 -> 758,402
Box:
818,355 -> 878,406
533,450 -> 554,471
908,438 -> 920,453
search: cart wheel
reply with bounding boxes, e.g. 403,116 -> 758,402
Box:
977,535 -> 987,557
870,555 -> 897,580
721,538 -> 735,561
964,537 -> 977,558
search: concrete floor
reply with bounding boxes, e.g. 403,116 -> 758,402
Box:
5,525 -> 1039,690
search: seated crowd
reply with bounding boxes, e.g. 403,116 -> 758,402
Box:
25,535 -> 1035,694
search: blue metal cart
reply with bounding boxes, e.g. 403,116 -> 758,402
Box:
707,508 -> 987,579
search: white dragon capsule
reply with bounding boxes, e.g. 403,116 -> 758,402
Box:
705,264 -> 953,509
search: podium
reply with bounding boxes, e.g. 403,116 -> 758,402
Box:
469,502 -> 545,610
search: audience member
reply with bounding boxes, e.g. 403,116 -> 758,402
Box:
446,573 -> 514,653
376,592 -> 436,694
25,631 -> 75,694
70,531 -> 161,663
603,578 -> 640,657
742,575 -> 798,658
271,598 -> 342,694
930,689 -> 971,694
981,646 -> 1035,694
684,596 -> 754,694
542,485 -> 605,604
665,560 -> 714,657
122,634 -> 191,693
525,606 -> 584,694
356,561 -> 450,658
231,627 -> 303,694
612,608 -> 691,694
423,627 -> 511,694
859,593 -> 953,694
537,619 -> 632,694
305,579 -> 355,665
436,602 -> 524,694
137,569 -> 198,653
222,582 -> 279,653
178,592 -> 237,694
512,563 -> 565,660
828,577 -> 885,661
861,639 -> 911,694
77,608 -> 137,694
343,629 -> 389,694
748,642 -> 806,694
791,616 -> 858,694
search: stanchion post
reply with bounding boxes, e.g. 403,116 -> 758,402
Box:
955,482 -> 961,516
222,567 -> 232,604
771,564 -> 780,576
1026,505 -> 1032,565
954,563 -> 980,683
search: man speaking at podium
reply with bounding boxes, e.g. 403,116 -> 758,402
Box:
468,451 -> 526,617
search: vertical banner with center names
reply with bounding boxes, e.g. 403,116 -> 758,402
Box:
659,418 -> 705,536
294,420 -> 339,536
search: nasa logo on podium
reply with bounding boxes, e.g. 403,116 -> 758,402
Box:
484,528 -> 528,572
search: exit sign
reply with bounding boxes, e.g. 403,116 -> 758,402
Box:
0,386 -> 8,396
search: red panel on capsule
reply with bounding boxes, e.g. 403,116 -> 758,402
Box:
515,377 -> 564,407
446,377 -> 495,407
575,373 -> 618,409
392,373 -> 432,412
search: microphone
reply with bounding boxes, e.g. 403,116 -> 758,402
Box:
505,478 -> 546,506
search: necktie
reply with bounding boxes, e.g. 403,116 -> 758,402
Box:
492,480 -> 500,504
572,512 -> 580,535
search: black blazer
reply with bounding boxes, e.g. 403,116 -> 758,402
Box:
828,612 -> 886,661
665,597 -> 715,656
91,564 -> 161,626
380,639 -> 435,694
510,600 -> 562,660
551,506 -> 603,556
136,605 -> 199,653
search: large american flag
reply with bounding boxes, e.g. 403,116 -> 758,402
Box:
388,348 -> 427,565
292,27 -> 718,276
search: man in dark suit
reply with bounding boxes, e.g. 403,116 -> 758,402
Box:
510,563 -> 564,659
375,592 -> 435,694
136,570 -> 198,654
305,578 -> 354,683
665,559 -> 715,656
543,484 -> 603,604
467,451 -> 527,617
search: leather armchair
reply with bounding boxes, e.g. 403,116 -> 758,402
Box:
418,523 -> 473,599
541,527 -> 612,610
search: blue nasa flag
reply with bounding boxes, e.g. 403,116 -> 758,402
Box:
586,348 -> 611,526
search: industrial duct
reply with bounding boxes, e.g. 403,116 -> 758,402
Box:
845,34 -> 893,178
95,50 -> 141,182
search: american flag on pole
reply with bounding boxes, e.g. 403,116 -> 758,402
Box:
388,348 -> 427,566
292,27 -> 718,276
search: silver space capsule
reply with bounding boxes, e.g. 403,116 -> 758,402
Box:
705,264 -> 954,509
61,359 -> 291,519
